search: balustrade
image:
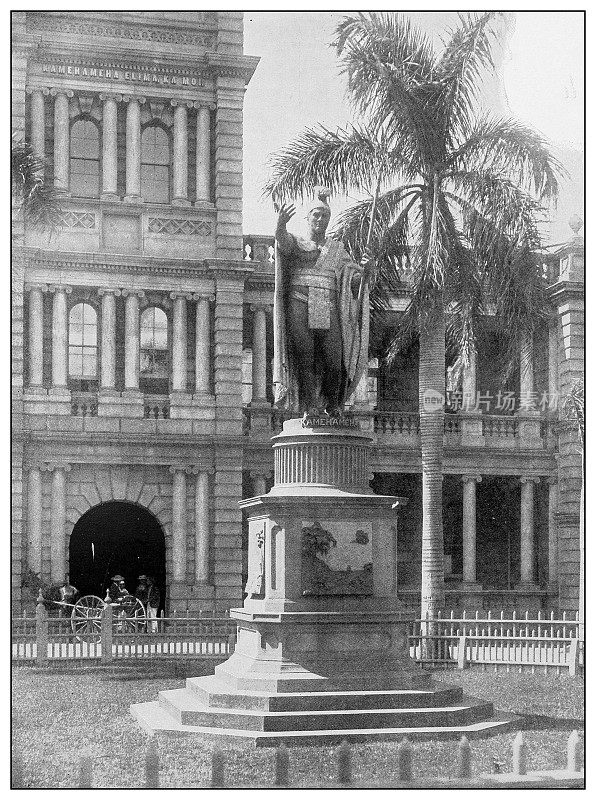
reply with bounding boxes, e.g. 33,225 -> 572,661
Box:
71,392 -> 98,417
144,395 -> 170,419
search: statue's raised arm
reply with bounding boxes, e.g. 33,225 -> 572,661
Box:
272,188 -> 370,419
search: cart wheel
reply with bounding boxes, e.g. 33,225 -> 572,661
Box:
117,595 -> 146,633
71,595 -> 105,641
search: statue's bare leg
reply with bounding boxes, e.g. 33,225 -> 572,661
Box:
319,305 -> 344,413
288,298 -> 318,413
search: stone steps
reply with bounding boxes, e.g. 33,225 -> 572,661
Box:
187,674 -> 465,712
130,699 -> 518,747
157,686 -> 494,732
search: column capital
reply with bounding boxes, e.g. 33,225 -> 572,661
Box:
122,94 -> 146,104
190,465 -> 216,475
193,292 -> 215,302
40,462 -> 71,473
171,99 -> 195,109
50,88 -> 74,98
26,86 -> 50,96
99,92 -> 123,102
249,469 -> 273,481
169,465 -> 189,475
462,474 -> 482,484
193,101 -> 216,111
24,282 -> 49,293
547,476 -> 558,487
520,476 -> 540,485
170,291 -> 194,301
48,284 -> 72,294
121,289 -> 145,299
250,302 -> 273,314
98,287 -> 122,297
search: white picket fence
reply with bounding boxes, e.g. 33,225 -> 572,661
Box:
12,604 -> 583,675
409,610 -> 583,675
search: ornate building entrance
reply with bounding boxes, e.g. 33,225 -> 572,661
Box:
69,501 -> 166,610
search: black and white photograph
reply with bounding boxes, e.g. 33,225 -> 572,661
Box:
10,6 -> 585,789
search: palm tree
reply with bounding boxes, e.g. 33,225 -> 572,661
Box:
12,137 -> 60,231
264,12 -> 562,621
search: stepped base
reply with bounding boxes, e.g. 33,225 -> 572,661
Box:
131,673 -> 517,746
131,697 -> 518,747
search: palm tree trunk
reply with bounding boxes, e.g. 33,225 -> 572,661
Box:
418,312 -> 446,656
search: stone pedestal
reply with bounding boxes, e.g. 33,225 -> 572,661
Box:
132,417 -> 515,744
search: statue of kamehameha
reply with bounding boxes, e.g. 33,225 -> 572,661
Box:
273,188 -> 371,418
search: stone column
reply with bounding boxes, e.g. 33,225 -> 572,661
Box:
51,89 -> 73,193
27,88 -> 48,170
27,465 -> 42,575
461,475 -> 482,585
49,284 -> 72,391
49,464 -> 70,584
250,471 -> 268,497
25,283 -> 47,391
194,293 -> 213,396
171,100 -> 191,206
250,304 -> 268,403
170,293 -> 189,394
170,467 -> 188,584
195,104 -> 211,203
100,93 -> 120,200
122,290 -> 143,393
194,469 -> 210,583
124,95 -> 144,202
547,477 -> 559,589
98,288 -> 120,392
518,477 -> 539,586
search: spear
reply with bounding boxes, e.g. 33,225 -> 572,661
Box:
348,178 -> 381,372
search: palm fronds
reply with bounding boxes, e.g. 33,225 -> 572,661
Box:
12,138 -> 61,231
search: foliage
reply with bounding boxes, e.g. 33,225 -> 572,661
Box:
264,11 -> 563,371
12,137 -> 61,231
301,522 -> 337,557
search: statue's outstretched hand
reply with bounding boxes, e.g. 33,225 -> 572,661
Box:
276,203 -> 296,231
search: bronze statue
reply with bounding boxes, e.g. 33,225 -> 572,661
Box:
273,188 -> 370,417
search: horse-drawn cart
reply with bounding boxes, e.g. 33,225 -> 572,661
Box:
52,594 -> 146,640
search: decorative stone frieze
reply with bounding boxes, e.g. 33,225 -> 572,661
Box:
147,218 -> 212,236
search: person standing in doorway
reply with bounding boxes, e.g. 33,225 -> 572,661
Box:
146,576 -> 160,633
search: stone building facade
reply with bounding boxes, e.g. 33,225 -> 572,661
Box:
12,11 -> 583,616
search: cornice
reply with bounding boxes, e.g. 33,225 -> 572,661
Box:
206,53 -> 260,83
547,281 -> 585,303
22,248 -> 213,278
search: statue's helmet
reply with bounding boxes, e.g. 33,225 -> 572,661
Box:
306,187 -> 332,217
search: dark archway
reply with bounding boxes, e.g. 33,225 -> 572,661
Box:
69,501 -> 166,613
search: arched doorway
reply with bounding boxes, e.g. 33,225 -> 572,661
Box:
69,501 -> 166,613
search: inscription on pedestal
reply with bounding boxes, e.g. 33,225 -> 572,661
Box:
301,414 -> 360,429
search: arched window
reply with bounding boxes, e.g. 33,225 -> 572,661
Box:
68,303 -> 98,380
140,307 -> 169,392
70,119 -> 100,198
141,125 -> 170,203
